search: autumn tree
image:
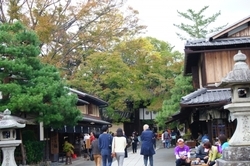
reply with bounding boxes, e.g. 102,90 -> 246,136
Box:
0,0 -> 146,78
0,22 -> 81,128
70,37 -> 184,122
173,6 -> 227,40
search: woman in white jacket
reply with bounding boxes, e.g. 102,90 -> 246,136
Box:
112,128 -> 127,166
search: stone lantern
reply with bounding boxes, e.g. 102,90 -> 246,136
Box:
216,50 -> 250,166
0,109 -> 26,166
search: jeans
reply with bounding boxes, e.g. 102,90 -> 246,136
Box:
165,140 -> 170,148
101,154 -> 112,166
143,155 -> 153,166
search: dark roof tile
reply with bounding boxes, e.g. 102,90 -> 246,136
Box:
185,37 -> 250,47
181,88 -> 231,105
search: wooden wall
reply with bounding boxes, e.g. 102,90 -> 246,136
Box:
230,26 -> 250,37
204,49 -> 250,85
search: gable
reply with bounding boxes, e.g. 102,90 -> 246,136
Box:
184,16 -> 250,75
209,15 -> 250,40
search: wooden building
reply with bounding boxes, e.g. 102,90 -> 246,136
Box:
169,15 -> 250,142
49,88 -> 110,161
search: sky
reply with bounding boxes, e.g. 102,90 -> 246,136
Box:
125,0 -> 250,53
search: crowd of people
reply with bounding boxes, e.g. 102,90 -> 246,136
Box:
64,125 -> 230,166
174,132 -> 230,166
63,124 -> 157,166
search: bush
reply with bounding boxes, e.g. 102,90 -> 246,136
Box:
22,130 -> 45,164
25,140 -> 45,164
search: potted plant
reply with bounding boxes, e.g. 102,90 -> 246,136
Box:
63,140 -> 74,157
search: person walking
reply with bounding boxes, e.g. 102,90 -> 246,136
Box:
111,128 -> 127,166
140,124 -> 155,166
99,125 -> 113,166
131,132 -> 139,153
161,132 -> 165,148
164,129 -> 171,148
91,133 -> 102,166
171,130 -> 177,147
123,131 -> 129,158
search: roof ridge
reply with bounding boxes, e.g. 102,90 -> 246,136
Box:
181,88 -> 207,102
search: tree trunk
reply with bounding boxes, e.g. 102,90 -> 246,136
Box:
20,130 -> 27,165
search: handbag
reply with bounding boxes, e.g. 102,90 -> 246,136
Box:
111,137 -> 116,158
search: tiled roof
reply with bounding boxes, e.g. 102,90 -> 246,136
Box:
69,88 -> 108,107
181,88 -> 231,105
185,37 -> 250,47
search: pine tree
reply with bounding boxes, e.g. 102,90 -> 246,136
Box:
0,22 -> 81,128
173,6 -> 227,40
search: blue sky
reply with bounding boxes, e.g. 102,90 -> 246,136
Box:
126,0 -> 250,53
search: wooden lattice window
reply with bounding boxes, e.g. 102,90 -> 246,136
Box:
212,119 -> 236,140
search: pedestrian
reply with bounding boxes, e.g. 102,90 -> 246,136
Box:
171,130 -> 177,147
131,132 -> 139,153
91,133 -> 102,166
99,125 -> 113,166
90,131 -> 96,143
164,129 -> 171,148
111,128 -> 127,166
174,138 -> 191,166
123,131 -> 129,158
161,132 -> 165,148
140,124 -> 155,166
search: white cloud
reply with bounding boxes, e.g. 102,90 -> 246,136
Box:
126,0 -> 250,53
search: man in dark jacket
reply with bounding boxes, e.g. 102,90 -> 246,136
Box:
195,139 -> 210,163
140,124 -> 155,166
99,125 -> 113,166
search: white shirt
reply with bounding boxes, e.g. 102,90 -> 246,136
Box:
84,134 -> 90,142
112,136 -> 127,153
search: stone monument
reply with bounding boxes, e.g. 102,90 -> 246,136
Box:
0,109 -> 26,166
216,50 -> 250,166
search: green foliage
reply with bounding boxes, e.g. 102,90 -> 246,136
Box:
24,140 -> 45,164
0,22 -> 81,128
155,74 -> 193,128
70,37 -> 184,122
22,130 -> 44,164
173,6 -> 228,40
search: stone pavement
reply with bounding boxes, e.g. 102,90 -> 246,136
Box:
53,140 -> 176,166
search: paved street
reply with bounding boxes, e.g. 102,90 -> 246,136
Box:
53,141 -> 176,166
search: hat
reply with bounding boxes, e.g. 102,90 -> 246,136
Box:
177,138 -> 184,143
202,138 -> 210,144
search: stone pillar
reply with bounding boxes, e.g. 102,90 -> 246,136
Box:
0,109 -> 26,166
216,50 -> 250,166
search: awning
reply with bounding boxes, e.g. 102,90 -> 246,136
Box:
81,116 -> 111,125
165,111 -> 186,124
